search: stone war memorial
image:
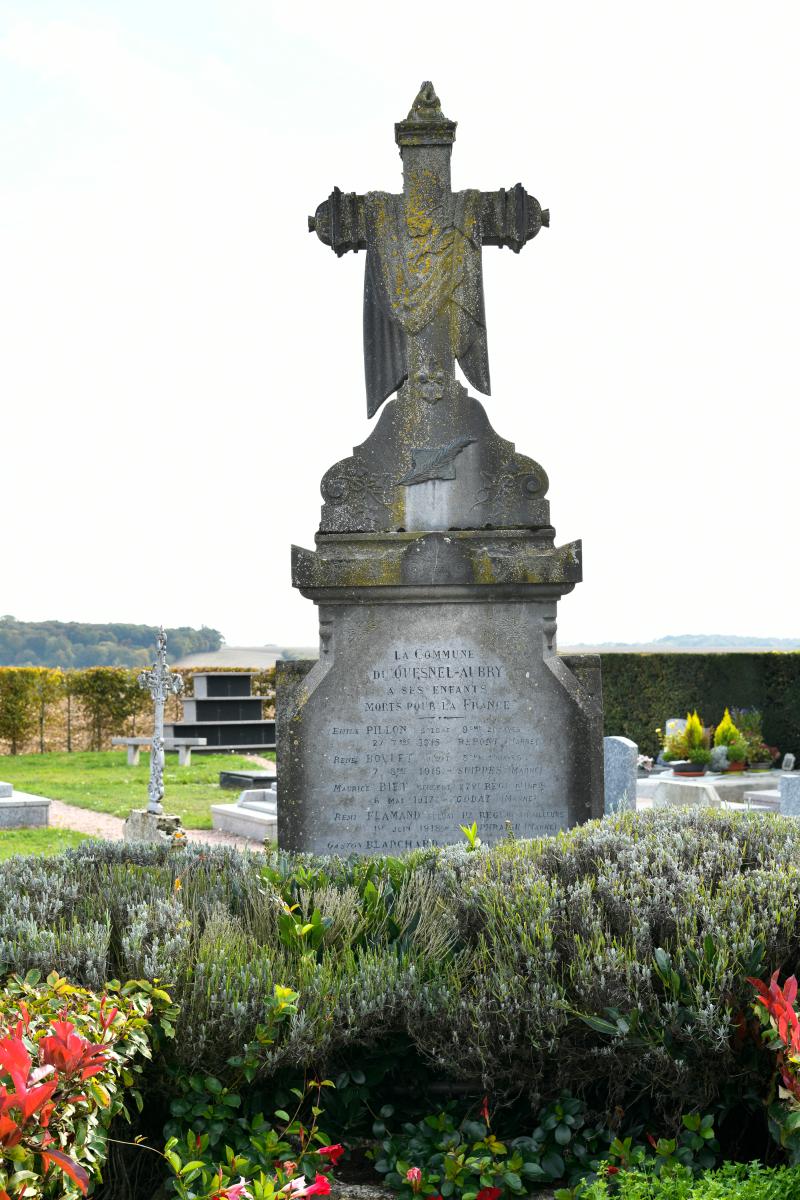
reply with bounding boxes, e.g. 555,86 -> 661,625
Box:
277,83 -> 603,855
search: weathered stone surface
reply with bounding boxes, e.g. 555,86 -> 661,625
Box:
743,788 -> 781,810
603,736 -> 638,814
665,717 -> 687,739
309,83 -> 548,424
280,84 -> 602,855
318,382 -> 551,533
784,753 -> 797,772
781,773 -> 800,816
211,800 -> 276,843
219,769 -> 276,791
123,809 -> 183,842
638,772 -> 778,806
0,795 -> 49,828
278,607 -> 603,855
0,782 -> 12,799
652,780 -> 721,808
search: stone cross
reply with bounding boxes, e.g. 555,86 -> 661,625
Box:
137,627 -> 183,815
309,81 -> 549,418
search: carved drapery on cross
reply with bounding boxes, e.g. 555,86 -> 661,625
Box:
137,627 -> 183,815
309,82 -> 549,417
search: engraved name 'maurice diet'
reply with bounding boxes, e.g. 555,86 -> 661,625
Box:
277,83 -> 604,855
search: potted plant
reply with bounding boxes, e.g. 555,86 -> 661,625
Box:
714,708 -> 747,771
747,743 -> 778,772
663,710 -> 712,776
730,708 -> 779,771
726,739 -> 748,772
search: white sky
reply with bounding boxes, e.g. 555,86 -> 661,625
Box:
1,1 -> 798,648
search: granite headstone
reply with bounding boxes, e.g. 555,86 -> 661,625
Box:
603,736 -> 638,814
781,773 -> 800,817
278,84 -> 604,855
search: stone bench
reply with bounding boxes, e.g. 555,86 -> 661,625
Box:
111,737 -> 207,767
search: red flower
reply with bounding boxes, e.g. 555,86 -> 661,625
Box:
406,1167 -> 423,1192
476,1189 -> 502,1200
304,1175 -> 331,1197
480,1096 -> 490,1124
39,1020 -> 108,1081
606,1165 -> 620,1176
318,1144 -> 344,1166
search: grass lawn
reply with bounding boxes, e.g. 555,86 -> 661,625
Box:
0,750 -> 273,829
0,828 -> 91,859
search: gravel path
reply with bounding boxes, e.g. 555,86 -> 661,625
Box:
24,793 -> 265,852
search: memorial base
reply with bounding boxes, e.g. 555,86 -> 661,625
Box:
123,810 -> 184,843
278,563 -> 603,854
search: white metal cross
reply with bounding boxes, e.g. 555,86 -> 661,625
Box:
137,627 -> 184,814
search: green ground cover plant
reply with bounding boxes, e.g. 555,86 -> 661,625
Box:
0,751 -> 271,828
558,1160 -> 800,1198
0,829 -> 90,859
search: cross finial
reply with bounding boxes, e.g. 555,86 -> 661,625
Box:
395,81 -> 456,147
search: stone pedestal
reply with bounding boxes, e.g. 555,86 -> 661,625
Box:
123,809 -> 184,842
278,388 -> 604,855
604,737 -> 638,814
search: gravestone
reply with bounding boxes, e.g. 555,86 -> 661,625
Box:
783,753 -> 796,772
781,773 -> 800,817
0,782 -> 50,829
603,737 -> 638,814
277,83 -> 603,855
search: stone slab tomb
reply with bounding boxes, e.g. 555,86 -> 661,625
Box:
277,83 -> 604,855
0,784 -> 50,829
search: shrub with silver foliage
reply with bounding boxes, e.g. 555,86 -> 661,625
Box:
3,812 -> 800,1115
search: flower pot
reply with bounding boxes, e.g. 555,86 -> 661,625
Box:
748,762 -> 774,773
672,760 -> 708,777
726,761 -> 746,773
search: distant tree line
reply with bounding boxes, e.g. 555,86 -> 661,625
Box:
0,617 -> 223,668
0,666 -> 276,755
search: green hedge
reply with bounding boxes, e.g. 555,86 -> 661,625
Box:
600,652 -> 800,757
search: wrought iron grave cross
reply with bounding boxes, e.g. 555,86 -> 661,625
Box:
137,627 -> 183,815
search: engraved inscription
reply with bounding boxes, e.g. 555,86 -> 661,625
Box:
317,641 -> 569,854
